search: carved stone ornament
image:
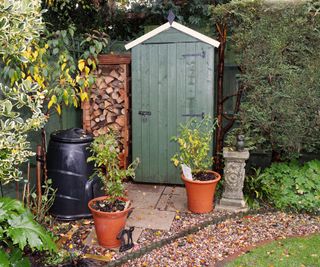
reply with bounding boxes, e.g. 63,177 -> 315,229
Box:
216,147 -> 250,212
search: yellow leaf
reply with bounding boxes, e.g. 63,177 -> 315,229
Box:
56,104 -> 61,115
73,98 -> 78,107
79,92 -> 88,102
63,90 -> 68,98
32,50 -> 38,59
173,158 -> 179,167
48,100 -> 54,109
84,66 -> 90,75
61,63 -> 67,71
78,59 -> 85,72
155,231 -> 162,236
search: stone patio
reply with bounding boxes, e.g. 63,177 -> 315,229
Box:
84,182 -> 188,248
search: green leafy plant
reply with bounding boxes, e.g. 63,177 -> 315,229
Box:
243,168 -> 270,209
0,197 -> 57,266
0,0 -> 48,184
228,1 -> 320,159
247,160 -> 320,213
21,179 -> 57,225
171,116 -> 217,172
88,132 -> 139,201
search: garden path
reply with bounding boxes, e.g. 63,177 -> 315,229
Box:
84,182 -> 188,248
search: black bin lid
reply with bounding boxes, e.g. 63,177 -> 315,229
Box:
50,128 -> 93,143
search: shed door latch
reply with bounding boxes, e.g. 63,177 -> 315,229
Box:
138,111 -> 151,116
182,112 -> 205,119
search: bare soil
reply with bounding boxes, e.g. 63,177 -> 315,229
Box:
91,198 -> 126,212
193,171 -> 216,181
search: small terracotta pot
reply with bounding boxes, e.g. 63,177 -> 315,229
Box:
88,196 -> 132,248
181,170 -> 221,213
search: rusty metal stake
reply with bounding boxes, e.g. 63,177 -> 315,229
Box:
36,145 -> 43,211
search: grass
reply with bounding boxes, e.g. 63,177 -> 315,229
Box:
226,234 -> 320,267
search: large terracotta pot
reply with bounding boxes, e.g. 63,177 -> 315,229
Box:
181,170 -> 221,213
88,196 -> 132,248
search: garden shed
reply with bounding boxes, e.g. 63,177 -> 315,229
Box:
125,21 -> 220,184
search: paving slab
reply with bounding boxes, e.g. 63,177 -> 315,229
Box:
127,208 -> 175,231
172,186 -> 186,196
84,227 -> 143,249
125,183 -> 165,209
166,193 -> 188,212
125,183 -> 165,193
162,186 -> 173,195
155,194 -> 170,211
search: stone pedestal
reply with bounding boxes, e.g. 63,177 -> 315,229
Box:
216,148 -> 250,212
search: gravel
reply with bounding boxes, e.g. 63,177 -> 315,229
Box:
121,211 -> 320,267
51,210 -> 320,266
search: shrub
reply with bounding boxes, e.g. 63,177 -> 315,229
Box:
171,116 -> 217,172
232,1 -> 320,159
247,160 -> 320,213
88,132 -> 139,201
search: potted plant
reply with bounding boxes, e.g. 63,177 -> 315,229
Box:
87,132 -> 139,248
171,116 -> 221,213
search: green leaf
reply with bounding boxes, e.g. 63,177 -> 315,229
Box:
7,212 -> 56,252
0,249 -> 10,267
0,198 -> 25,221
52,48 -> 59,55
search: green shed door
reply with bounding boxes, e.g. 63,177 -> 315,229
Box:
132,41 -> 214,184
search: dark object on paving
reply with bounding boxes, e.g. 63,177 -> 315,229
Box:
118,226 -> 135,252
47,128 -> 102,220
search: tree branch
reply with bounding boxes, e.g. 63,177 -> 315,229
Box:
221,93 -> 238,104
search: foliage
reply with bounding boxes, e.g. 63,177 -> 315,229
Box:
88,132 -> 139,201
0,197 -> 57,266
212,0 -> 320,159
210,0 -> 262,33
243,168 -> 268,209
42,0 -> 231,43
247,160 -> 320,213
22,179 -> 56,225
0,0 -> 107,184
2,24 -> 108,116
227,234 -> 320,267
42,0 -> 108,35
0,0 -> 48,184
171,116 -> 217,172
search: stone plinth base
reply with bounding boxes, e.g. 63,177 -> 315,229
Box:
219,147 -> 250,213
216,197 -> 248,212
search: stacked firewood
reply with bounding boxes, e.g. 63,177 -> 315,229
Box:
82,55 -> 130,168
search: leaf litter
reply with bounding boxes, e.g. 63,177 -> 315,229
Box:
49,211 -> 319,266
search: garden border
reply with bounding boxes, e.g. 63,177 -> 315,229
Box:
105,208 -> 279,266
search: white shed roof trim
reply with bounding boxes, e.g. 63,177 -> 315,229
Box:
125,21 -> 220,50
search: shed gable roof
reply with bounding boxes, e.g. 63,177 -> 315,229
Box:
125,21 -> 220,50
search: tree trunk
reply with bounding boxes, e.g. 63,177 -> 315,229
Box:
214,24 -> 227,174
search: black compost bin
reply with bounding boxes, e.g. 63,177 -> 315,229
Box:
47,128 -> 102,220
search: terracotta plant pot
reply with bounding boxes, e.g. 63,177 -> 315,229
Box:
181,170 -> 221,213
88,196 -> 132,248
